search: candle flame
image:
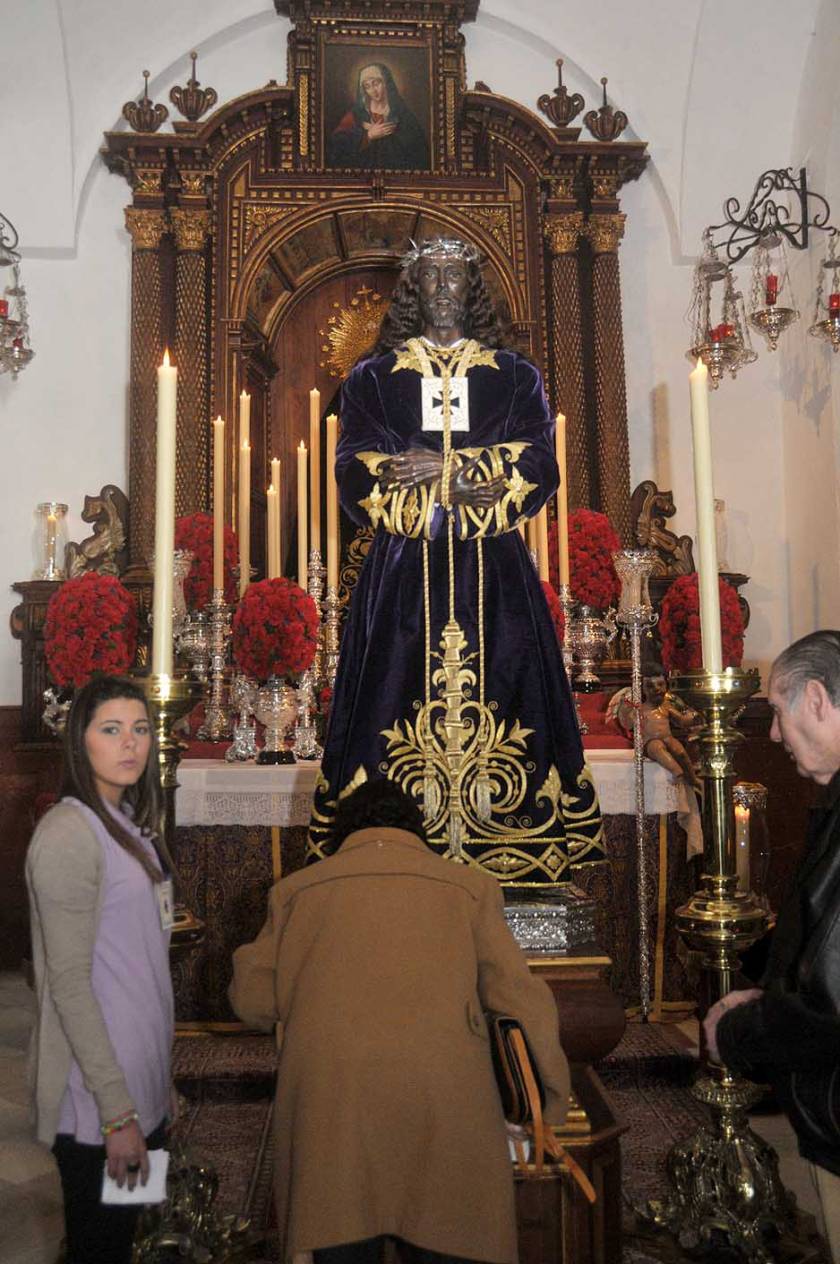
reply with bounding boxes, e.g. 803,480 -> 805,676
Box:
162,349 -> 170,367
242,440 -> 250,451
240,389 -> 250,400
299,440 -> 307,451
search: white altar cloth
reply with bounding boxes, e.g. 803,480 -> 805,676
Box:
175,749 -> 678,828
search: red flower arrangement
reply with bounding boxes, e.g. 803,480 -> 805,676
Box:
541,580 -> 566,646
174,513 -> 238,610
567,509 -> 621,610
659,572 -> 745,672
232,578 -> 319,682
44,572 -> 138,689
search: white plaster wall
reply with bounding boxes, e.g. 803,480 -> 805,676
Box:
780,0 -> 840,640
0,0 -> 827,701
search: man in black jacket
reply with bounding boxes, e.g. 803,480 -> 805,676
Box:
704,629 -> 840,1262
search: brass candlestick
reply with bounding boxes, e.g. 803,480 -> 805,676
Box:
647,666 -> 796,1261
141,672 -> 205,956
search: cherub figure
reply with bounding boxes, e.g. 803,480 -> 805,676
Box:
613,665 -> 702,790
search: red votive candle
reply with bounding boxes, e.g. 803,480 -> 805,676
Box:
765,274 -> 779,305
0,299 -> 8,319
829,292 -> 840,313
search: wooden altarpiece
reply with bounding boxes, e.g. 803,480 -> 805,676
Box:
102,0 -> 647,579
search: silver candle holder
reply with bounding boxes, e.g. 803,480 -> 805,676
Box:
225,672 -> 259,762
613,548 -> 659,1019
322,584 -> 341,689
195,589 -> 232,741
306,546 -> 326,689
293,669 -> 322,760
557,582 -> 587,736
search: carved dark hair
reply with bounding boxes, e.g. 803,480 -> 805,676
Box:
329,778 -> 428,853
59,674 -> 171,883
772,630 -> 840,707
372,252 -> 508,356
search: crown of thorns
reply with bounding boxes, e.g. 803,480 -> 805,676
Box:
401,237 -> 481,270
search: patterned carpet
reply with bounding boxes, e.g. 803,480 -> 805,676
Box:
169,1023 -> 825,1264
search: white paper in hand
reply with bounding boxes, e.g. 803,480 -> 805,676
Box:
101,1148 -> 169,1205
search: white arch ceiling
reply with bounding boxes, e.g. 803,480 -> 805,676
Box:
1,0 -> 822,258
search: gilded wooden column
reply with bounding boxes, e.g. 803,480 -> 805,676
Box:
543,210 -> 589,509
124,207 -> 168,573
587,212 -> 632,544
171,207 -> 211,517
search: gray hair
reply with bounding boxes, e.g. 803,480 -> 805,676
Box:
771,630 -> 840,706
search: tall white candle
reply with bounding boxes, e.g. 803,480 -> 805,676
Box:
212,415 -> 225,594
326,414 -> 339,590
554,413 -> 570,587
297,441 -> 308,589
239,390 -> 251,449
271,457 -> 282,576
152,350 -> 178,676
238,441 -> 251,597
536,506 -> 550,582
688,359 -> 722,673
309,388 -> 321,554
266,484 -> 279,579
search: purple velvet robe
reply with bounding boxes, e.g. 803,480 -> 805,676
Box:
310,341 -> 605,887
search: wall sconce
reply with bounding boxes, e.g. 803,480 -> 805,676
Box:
688,168 -> 836,380
0,211 -> 34,378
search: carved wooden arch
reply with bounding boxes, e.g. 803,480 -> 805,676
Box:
102,0 -> 648,573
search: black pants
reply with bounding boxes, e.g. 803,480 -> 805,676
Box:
52,1120 -> 167,1264
313,1237 -> 483,1264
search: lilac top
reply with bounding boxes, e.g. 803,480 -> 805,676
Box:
56,798 -> 174,1144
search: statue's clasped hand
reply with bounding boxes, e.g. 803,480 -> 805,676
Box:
451,456 -> 506,508
381,450 -> 505,508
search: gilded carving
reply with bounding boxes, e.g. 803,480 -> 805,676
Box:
458,206 -> 512,256
319,288 -> 385,380
543,211 -> 584,256
170,208 -> 211,252
134,168 -> 163,197
244,205 -> 292,252
298,72 -> 309,156
592,168 -> 619,200
124,207 -> 167,251
630,479 -> 695,576
180,171 -> 208,198
586,213 -> 626,254
549,173 -> 576,201
445,77 -> 456,158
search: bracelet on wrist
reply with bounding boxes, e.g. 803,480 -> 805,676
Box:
100,1109 -> 139,1137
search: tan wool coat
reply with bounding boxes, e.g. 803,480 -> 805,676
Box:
229,827 -> 570,1264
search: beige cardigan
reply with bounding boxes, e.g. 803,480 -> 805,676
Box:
26,801 -> 135,1146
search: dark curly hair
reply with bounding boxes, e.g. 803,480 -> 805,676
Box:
330,779 -> 428,852
372,252 -> 508,356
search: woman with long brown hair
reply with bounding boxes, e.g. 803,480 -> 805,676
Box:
26,674 -> 176,1264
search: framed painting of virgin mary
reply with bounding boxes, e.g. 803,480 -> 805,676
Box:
322,41 -> 433,172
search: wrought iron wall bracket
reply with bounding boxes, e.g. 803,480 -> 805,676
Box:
709,167 -> 835,264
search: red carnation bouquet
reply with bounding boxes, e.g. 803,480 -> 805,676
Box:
175,513 -> 238,610
44,572 -> 138,688
567,509 -> 621,610
659,572 -> 745,672
541,580 -> 566,646
232,578 -> 319,682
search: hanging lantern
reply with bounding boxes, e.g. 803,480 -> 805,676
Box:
747,239 -> 799,351
808,233 -> 840,353
687,236 -> 756,387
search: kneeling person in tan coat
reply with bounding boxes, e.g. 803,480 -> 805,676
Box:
229,780 -> 570,1264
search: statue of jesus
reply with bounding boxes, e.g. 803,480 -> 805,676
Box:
309,238 -> 605,889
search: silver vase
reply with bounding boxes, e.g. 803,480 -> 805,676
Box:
569,604 -> 616,690
254,676 -> 298,765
